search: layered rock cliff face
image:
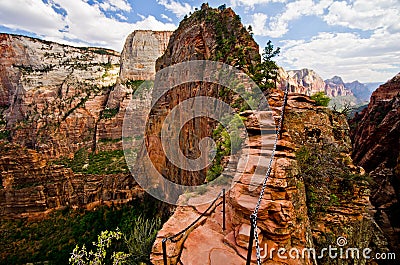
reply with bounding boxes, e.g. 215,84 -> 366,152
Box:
0,33 -> 120,157
287,69 -> 326,95
152,91 -> 388,264
351,73 -> 400,256
120,30 -> 172,81
0,141 -> 141,218
0,30 -> 171,217
139,4 -> 260,191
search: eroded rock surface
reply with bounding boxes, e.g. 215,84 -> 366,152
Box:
0,30 -> 170,217
351,73 -> 400,257
152,92 -> 388,264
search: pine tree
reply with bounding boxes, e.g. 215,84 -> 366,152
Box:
251,40 -> 280,92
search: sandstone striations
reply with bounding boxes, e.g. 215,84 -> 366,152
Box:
0,30 -> 171,218
0,141 -> 141,218
325,76 -> 353,97
152,91 -> 388,264
279,69 -> 354,98
287,68 -> 326,95
138,4 -> 260,194
0,33 -> 120,157
119,30 -> 172,81
351,73 -> 400,256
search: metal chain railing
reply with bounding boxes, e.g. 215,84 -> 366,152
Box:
246,85 -> 290,265
162,189 -> 226,265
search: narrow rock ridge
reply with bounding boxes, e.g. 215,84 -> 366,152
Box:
137,4 -> 260,199
151,92 -> 388,264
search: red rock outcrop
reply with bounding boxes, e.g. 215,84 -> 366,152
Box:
0,33 -> 121,157
287,69 -> 326,95
151,92 -> 388,264
0,30 -> 173,159
325,76 -> 353,97
0,30 -> 171,217
148,5 -> 388,265
351,73 -> 400,256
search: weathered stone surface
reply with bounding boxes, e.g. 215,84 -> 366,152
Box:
350,72 -> 400,257
152,90 -> 389,264
0,33 -> 121,157
137,4 -> 260,195
119,30 -> 172,81
0,30 -> 171,217
324,76 -> 353,97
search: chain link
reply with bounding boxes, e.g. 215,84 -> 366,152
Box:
252,85 -> 289,265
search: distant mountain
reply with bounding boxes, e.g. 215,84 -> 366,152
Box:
277,68 -> 379,111
325,76 -> 353,97
345,80 -> 371,102
365,82 -> 383,92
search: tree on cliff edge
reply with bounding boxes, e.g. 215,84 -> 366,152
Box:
251,40 -> 280,92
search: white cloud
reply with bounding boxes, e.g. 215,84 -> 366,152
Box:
0,0 -> 66,37
161,14 -> 173,22
0,0 -> 176,52
116,13 -> 128,21
99,0 -> 132,12
250,0 -> 333,37
278,30 -> 400,82
325,0 -> 400,33
157,0 -> 194,18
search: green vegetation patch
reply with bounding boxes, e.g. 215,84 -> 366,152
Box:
55,148 -> 128,174
101,107 -> 119,119
0,196 -> 167,265
206,114 -> 245,182
296,141 -> 371,218
310,91 -> 331,107
0,130 -> 10,141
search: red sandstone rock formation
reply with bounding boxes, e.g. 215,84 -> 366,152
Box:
137,4 -> 260,191
351,73 -> 400,256
148,5 -> 388,265
0,141 -> 141,218
151,92 -> 388,264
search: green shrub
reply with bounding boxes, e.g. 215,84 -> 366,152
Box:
0,196 -> 167,265
310,92 -> 331,107
296,141 -> 369,218
0,130 -> 10,140
206,115 -> 245,182
69,229 -> 129,265
123,216 -> 161,265
101,107 -> 119,119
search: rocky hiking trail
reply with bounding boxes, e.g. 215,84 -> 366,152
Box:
151,90 -> 388,265
151,92 -> 314,265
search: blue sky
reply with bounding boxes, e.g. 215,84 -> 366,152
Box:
0,0 -> 399,83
